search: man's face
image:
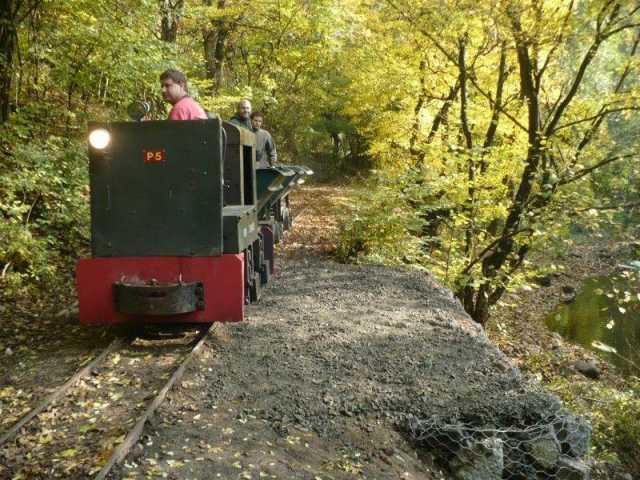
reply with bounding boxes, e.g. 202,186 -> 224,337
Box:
161,78 -> 186,105
238,100 -> 252,119
251,116 -> 263,130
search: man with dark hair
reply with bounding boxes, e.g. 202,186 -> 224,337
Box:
229,99 -> 253,130
251,111 -> 277,168
160,69 -> 207,120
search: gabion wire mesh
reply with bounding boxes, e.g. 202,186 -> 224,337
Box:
408,411 -> 591,480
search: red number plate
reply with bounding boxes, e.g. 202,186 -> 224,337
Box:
143,149 -> 166,163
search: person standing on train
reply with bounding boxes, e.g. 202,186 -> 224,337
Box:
160,69 -> 207,120
229,99 -> 253,130
251,111 -> 277,168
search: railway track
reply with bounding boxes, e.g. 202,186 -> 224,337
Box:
0,325 -> 211,479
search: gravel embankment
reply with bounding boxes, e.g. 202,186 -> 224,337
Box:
113,255 -> 568,480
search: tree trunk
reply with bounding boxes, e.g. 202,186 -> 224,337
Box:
160,0 -> 183,42
203,0 -> 228,94
466,14 -> 543,323
458,37 -> 477,262
0,0 -> 17,124
0,0 -> 41,124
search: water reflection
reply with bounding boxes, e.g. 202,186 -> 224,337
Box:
545,276 -> 640,376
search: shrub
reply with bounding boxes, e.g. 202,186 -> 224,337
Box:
549,377 -> 640,475
335,172 -> 427,267
0,135 -> 89,304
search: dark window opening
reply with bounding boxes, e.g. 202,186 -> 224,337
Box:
242,145 -> 255,205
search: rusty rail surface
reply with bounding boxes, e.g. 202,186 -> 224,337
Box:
94,325 -> 211,480
0,336 -> 126,447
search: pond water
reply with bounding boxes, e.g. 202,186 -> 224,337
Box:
545,274 -> 640,376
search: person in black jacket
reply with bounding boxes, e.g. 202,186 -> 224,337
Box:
229,99 -> 253,130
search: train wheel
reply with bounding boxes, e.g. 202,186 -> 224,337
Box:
249,272 -> 261,302
260,259 -> 271,285
244,246 -> 263,304
244,247 -> 255,305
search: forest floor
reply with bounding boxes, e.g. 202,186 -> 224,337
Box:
0,183 -> 613,479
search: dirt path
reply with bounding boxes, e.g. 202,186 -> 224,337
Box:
278,183 -> 349,258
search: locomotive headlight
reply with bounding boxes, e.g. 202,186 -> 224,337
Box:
89,128 -> 111,150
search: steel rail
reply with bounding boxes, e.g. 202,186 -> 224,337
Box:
0,336 -> 126,447
291,206 -> 309,223
94,325 -> 212,480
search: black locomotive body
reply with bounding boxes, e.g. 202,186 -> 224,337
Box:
76,117 -> 311,326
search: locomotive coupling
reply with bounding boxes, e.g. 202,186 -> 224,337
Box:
113,281 -> 205,316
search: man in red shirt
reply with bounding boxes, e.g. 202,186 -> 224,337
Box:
160,69 -> 207,120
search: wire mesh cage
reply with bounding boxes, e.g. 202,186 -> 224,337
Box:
408,409 -> 592,480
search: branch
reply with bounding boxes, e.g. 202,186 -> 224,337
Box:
461,226 -> 533,275
470,81 -> 529,132
576,200 -> 640,212
459,36 -> 473,150
558,153 -> 637,185
24,194 -> 40,226
1,262 -> 12,278
574,28 -> 640,156
602,22 -> 640,38
543,0 -> 625,135
537,0 -> 575,80
555,106 -> 640,131
386,0 -> 529,133
487,243 -> 529,306
509,8 -> 541,143
426,79 -> 460,144
543,39 -> 602,135
384,0 -> 458,65
483,42 -> 507,150
409,58 -> 428,156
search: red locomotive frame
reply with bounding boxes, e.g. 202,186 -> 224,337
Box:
77,255 -> 244,326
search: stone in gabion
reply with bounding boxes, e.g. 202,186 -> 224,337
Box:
527,425 -> 561,470
557,456 -> 591,480
554,414 -> 592,458
449,436 -> 503,480
503,438 -> 536,479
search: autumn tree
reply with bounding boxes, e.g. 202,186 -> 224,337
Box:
468,1 -> 640,323
336,0 -> 640,324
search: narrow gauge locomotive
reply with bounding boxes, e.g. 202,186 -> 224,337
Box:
76,111 -> 311,326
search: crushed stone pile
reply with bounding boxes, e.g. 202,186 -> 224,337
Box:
115,256 -> 591,479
